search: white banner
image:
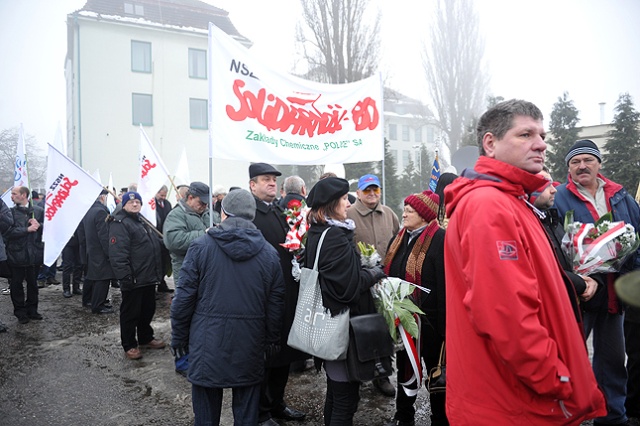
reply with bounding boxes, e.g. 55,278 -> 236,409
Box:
174,147 -> 191,186
137,125 -> 170,227
14,124 -> 29,189
208,23 -> 384,165
43,144 -> 104,266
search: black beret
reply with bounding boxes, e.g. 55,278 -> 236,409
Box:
307,177 -> 350,208
249,162 -> 281,178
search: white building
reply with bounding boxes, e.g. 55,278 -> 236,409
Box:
383,88 -> 443,176
65,0 -> 251,191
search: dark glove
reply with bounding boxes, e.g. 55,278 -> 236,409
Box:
170,344 -> 189,359
265,343 -> 281,360
365,265 -> 386,283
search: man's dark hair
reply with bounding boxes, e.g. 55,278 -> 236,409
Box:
476,99 -> 543,155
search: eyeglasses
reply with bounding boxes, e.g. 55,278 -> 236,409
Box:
362,187 -> 381,195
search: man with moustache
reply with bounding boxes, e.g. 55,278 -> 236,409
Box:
554,140 -> 640,426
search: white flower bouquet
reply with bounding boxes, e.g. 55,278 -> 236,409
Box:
562,211 -> 640,275
370,277 -> 428,341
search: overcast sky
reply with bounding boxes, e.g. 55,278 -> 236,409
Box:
1,0 -> 639,153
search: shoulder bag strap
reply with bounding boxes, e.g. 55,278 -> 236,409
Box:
313,227 -> 331,272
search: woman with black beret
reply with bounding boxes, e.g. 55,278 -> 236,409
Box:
304,177 -> 386,425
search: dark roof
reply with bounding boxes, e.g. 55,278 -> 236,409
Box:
70,0 -> 250,44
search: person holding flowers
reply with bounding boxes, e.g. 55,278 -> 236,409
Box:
554,139 -> 640,426
383,190 -> 447,426
304,176 -> 386,425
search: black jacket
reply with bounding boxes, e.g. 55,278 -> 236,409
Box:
108,209 -> 162,290
155,198 -> 172,233
304,223 -> 380,317
252,196 -> 307,365
385,228 -> 447,338
171,217 -> 285,387
82,201 -> 114,280
0,198 -> 14,263
4,203 -> 44,267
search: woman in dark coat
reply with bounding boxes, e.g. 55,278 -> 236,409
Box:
383,190 -> 448,426
304,177 -> 385,425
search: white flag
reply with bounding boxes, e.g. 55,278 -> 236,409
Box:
14,124 -> 29,189
173,147 -> 191,186
208,23 -> 384,165
1,189 -> 11,207
137,125 -> 170,227
53,122 -> 66,156
106,172 -> 117,214
42,144 -> 103,266
92,169 -> 102,184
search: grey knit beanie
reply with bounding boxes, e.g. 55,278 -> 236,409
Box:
221,189 -> 256,221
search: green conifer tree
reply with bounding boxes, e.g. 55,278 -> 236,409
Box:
603,93 -> 640,192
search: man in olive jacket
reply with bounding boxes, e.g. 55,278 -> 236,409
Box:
163,182 -> 220,284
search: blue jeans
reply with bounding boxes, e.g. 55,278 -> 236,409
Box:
191,383 -> 260,426
584,310 -> 628,424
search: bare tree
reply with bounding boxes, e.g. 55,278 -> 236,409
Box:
0,127 -> 47,192
296,0 -> 381,84
422,0 -> 489,156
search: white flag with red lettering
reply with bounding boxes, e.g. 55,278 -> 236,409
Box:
137,125 -> 170,227
43,144 -> 103,266
208,23 -> 384,165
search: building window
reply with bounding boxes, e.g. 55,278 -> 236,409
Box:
131,40 -> 151,73
124,3 -> 133,14
389,124 -> 397,140
125,3 -> 144,16
391,150 -> 398,167
402,150 -> 411,169
402,125 -> 410,141
427,126 -> 435,144
415,127 -> 422,143
132,93 -> 153,126
189,48 -> 207,79
190,98 -> 208,129
134,4 -> 144,15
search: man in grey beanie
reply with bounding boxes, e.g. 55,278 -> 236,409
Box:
554,139 -> 640,425
171,189 -> 285,425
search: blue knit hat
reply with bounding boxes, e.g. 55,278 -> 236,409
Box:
122,191 -> 142,207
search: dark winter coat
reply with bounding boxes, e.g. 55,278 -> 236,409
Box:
385,228 -> 446,338
4,203 -> 44,267
155,197 -> 172,233
108,209 -> 162,290
304,223 -> 380,318
278,193 -> 305,210
170,217 -> 285,387
82,201 -> 114,280
0,198 -> 14,263
252,196 -> 307,365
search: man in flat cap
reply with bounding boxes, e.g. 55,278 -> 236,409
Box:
555,139 -> 640,425
164,182 -> 220,286
248,162 -> 307,425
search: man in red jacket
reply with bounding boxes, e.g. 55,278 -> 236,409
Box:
443,99 -> 606,424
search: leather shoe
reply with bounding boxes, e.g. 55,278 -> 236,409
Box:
63,290 -> 72,298
28,313 -> 43,320
72,289 -> 83,295
272,406 -> 306,421
92,307 -> 114,314
18,316 -> 30,324
385,420 -> 415,426
47,277 -> 60,285
257,419 -> 279,426
373,377 -> 396,397
125,347 -> 142,360
141,339 -> 166,349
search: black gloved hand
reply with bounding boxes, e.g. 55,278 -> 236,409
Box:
170,344 -> 189,359
265,343 -> 281,360
366,265 -> 386,283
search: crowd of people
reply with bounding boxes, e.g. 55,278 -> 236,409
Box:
1,98 -> 639,426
